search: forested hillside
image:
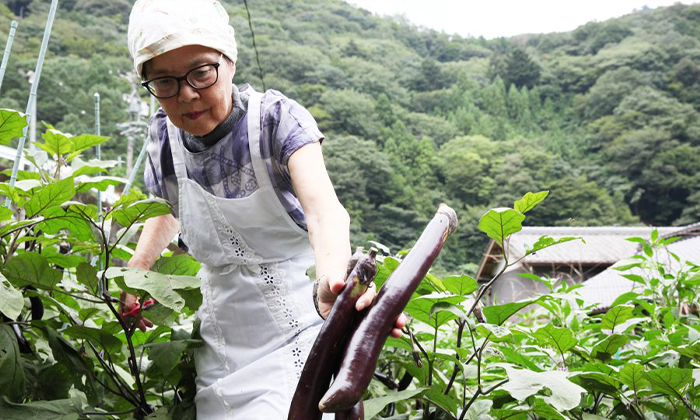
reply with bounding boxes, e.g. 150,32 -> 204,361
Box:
1,0 -> 698,270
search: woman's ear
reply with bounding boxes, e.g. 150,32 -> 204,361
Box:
230,61 -> 236,82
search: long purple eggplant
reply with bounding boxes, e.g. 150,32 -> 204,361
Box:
335,399 -> 364,420
319,204 -> 458,412
287,249 -> 377,420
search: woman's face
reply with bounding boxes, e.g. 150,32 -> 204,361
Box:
146,45 -> 235,136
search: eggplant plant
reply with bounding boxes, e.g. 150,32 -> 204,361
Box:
359,192 -> 699,420
0,108 -> 202,419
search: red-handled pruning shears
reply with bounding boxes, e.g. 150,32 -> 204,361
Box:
123,298 -> 157,318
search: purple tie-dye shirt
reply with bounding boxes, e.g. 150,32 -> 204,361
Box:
144,85 -> 324,230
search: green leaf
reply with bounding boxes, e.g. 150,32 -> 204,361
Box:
569,372 -> 620,395
363,388 -> 425,420
443,275 -> 478,296
24,177 -> 76,218
533,323 -> 577,356
76,263 -> 98,293
108,198 -> 171,227
530,398 -> 566,420
0,325 -> 25,400
68,134 -> 109,154
423,384 -> 459,415
0,206 -> 12,222
620,363 -> 649,393
463,399 -> 493,420
620,274 -> 645,284
514,191 -> 549,214
3,252 -> 62,290
75,176 -> 126,193
430,301 -> 466,320
674,341 -> 700,361
70,157 -> 119,177
0,183 -> 21,205
499,346 -> 542,372
0,220 -> 36,238
145,340 -> 189,376
478,207 -> 525,247
105,267 -> 200,312
501,365 -> 585,411
477,323 -> 512,342
591,334 -> 628,361
152,254 -> 201,276
39,327 -> 98,403
63,326 -> 122,353
601,305 -> 634,333
1,169 -> 37,179
0,109 -> 27,145
38,205 -> 95,241
404,294 -> 465,327
483,297 -> 542,325
34,363 -> 73,400
0,275 -> 24,320
42,247 -> 85,269
145,304 -> 178,326
0,397 -> 81,419
525,235 -> 581,257
610,292 -> 640,308
39,129 -> 72,158
643,368 -> 693,398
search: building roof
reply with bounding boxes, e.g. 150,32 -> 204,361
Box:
476,225 -> 692,281
507,226 -> 680,264
577,234 -> 700,307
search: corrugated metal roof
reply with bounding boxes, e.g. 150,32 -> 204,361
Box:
577,235 -> 700,307
507,226 -> 680,264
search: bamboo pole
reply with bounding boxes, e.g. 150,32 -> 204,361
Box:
6,0 -> 60,208
0,20 -> 18,91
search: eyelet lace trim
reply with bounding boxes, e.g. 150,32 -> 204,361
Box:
201,192 -> 261,265
254,263 -> 310,381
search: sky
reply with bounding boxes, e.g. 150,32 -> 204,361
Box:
344,0 -> 700,39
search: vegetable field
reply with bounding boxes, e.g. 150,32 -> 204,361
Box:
0,108 -> 698,419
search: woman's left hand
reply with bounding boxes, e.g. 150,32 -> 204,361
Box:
317,276 -> 407,338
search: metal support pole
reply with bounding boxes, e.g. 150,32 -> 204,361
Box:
124,134 -> 149,194
0,20 -> 18,92
124,95 -> 155,195
94,92 -> 102,220
6,0 -> 60,208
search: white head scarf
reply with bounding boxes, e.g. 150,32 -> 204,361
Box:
127,0 -> 238,77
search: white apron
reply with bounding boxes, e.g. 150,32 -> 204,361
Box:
166,91 -> 325,419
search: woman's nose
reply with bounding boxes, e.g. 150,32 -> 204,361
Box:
178,80 -> 199,102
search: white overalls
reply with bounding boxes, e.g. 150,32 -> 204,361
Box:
166,91 -> 325,419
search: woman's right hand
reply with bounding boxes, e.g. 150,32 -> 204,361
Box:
118,291 -> 154,332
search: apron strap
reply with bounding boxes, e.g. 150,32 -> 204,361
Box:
166,119 -> 189,181
247,91 -> 273,191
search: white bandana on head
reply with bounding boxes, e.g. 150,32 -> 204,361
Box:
127,0 -> 238,77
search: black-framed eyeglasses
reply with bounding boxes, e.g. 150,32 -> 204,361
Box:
141,57 -> 222,99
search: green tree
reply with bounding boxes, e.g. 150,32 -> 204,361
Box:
503,48 -> 541,88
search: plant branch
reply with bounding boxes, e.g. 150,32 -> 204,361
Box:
466,254 -> 509,320
444,319 -> 465,395
457,378 -> 508,420
101,293 -> 151,415
85,339 -> 140,406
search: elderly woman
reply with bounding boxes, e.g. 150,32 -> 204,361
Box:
123,0 -> 404,418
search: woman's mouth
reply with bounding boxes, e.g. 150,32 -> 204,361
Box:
185,111 -> 205,120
